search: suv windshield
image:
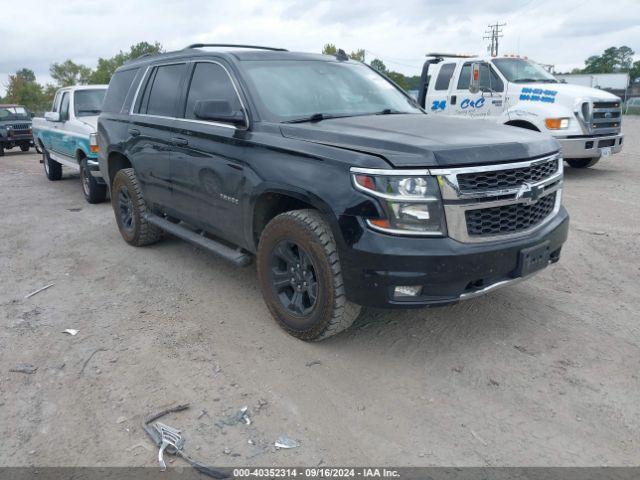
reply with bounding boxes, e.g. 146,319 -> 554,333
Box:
74,89 -> 107,117
492,58 -> 558,84
0,106 -> 29,120
240,60 -> 421,122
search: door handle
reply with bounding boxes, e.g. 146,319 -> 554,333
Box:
128,128 -> 140,137
450,95 -> 457,105
171,137 -> 188,147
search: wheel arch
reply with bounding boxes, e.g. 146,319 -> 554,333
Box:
107,151 -> 132,189
250,187 -> 336,251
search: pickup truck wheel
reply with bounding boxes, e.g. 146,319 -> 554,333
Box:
43,149 -> 62,180
80,159 -> 107,204
257,209 -> 361,341
111,168 -> 162,246
566,157 -> 600,168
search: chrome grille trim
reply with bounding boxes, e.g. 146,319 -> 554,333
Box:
431,154 -> 563,243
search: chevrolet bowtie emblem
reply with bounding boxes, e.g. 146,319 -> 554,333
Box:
515,183 -> 542,203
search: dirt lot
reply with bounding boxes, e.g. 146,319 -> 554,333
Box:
1,118 -> 639,468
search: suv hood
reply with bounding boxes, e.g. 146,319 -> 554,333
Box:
280,114 -> 558,167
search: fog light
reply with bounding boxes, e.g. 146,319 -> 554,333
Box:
394,285 -> 422,297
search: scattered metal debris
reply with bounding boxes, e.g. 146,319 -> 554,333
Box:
79,348 -> 107,375
275,435 -> 300,449
305,360 -> 322,367
116,416 -> 127,424
197,409 -> 209,420
143,404 -> 229,479
10,363 -> 37,374
155,422 -> 184,471
214,406 -> 251,428
63,329 -> 78,336
25,283 -> 55,299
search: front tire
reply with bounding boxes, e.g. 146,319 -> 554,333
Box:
111,168 -> 162,246
80,159 -> 107,204
43,149 -> 62,180
566,157 -> 600,168
20,143 -> 30,152
257,209 -> 361,341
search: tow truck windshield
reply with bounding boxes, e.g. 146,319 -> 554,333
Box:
492,58 -> 558,84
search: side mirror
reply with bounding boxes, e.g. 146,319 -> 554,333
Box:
469,63 -> 481,94
45,111 -> 60,122
194,100 -> 245,126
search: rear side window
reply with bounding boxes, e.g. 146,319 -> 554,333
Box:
102,68 -> 138,114
434,63 -> 455,91
183,62 -> 242,119
143,64 -> 185,117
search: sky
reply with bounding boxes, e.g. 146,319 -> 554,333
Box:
1,0 -> 639,95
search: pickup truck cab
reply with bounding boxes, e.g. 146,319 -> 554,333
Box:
33,85 -> 109,203
98,45 -> 568,340
418,55 -> 624,168
0,104 -> 33,156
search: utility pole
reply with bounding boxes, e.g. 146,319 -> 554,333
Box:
484,22 -> 506,57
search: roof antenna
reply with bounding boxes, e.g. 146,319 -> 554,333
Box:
335,49 -> 349,61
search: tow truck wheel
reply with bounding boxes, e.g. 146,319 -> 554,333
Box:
111,168 -> 162,247
566,157 -> 600,168
257,209 -> 362,341
80,159 -> 107,204
43,148 -> 62,180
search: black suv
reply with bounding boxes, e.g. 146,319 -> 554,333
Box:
98,44 -> 569,340
0,104 -> 33,155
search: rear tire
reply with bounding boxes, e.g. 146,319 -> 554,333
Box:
111,168 -> 162,246
566,157 -> 600,168
80,159 -> 107,204
43,149 -> 62,180
257,209 -> 361,341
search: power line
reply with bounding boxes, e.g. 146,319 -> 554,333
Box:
483,22 -> 506,57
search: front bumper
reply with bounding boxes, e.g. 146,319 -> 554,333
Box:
340,208 -> 569,308
558,133 -> 623,159
86,158 -> 104,180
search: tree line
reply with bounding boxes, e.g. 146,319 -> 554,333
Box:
3,42 -> 637,115
1,42 -> 162,115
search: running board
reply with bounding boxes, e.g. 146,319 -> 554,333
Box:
143,213 -> 252,267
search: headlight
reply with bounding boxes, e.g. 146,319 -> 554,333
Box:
351,168 -> 446,235
545,117 -> 570,130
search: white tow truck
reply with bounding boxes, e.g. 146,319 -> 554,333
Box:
417,54 -> 624,168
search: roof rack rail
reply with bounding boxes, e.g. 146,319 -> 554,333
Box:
185,43 -> 288,52
425,52 -> 475,58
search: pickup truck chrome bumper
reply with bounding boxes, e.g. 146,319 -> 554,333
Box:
557,133 -> 623,159
86,159 -> 103,178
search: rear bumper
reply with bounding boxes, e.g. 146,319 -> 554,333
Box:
558,133 -> 623,159
340,208 -> 569,308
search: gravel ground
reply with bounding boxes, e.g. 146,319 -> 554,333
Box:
1,117 -> 639,468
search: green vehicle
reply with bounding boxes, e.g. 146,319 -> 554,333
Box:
0,104 -> 33,156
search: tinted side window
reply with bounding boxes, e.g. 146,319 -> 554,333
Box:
145,64 -> 185,117
59,92 -> 70,120
434,63 -> 455,91
102,68 -> 138,113
184,62 -> 242,120
457,63 -> 504,92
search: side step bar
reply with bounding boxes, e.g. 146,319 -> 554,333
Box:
143,213 -> 252,267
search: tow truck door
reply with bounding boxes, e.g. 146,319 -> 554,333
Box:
424,62 -> 456,114
448,62 -> 505,119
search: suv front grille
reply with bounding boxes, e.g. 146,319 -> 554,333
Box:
465,192 -> 557,236
12,123 -> 31,132
457,157 -> 558,192
433,154 -> 563,243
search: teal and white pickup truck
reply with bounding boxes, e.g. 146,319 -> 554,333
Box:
32,85 -> 109,203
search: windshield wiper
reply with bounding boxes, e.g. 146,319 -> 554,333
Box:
78,109 -> 101,114
282,113 -> 340,124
